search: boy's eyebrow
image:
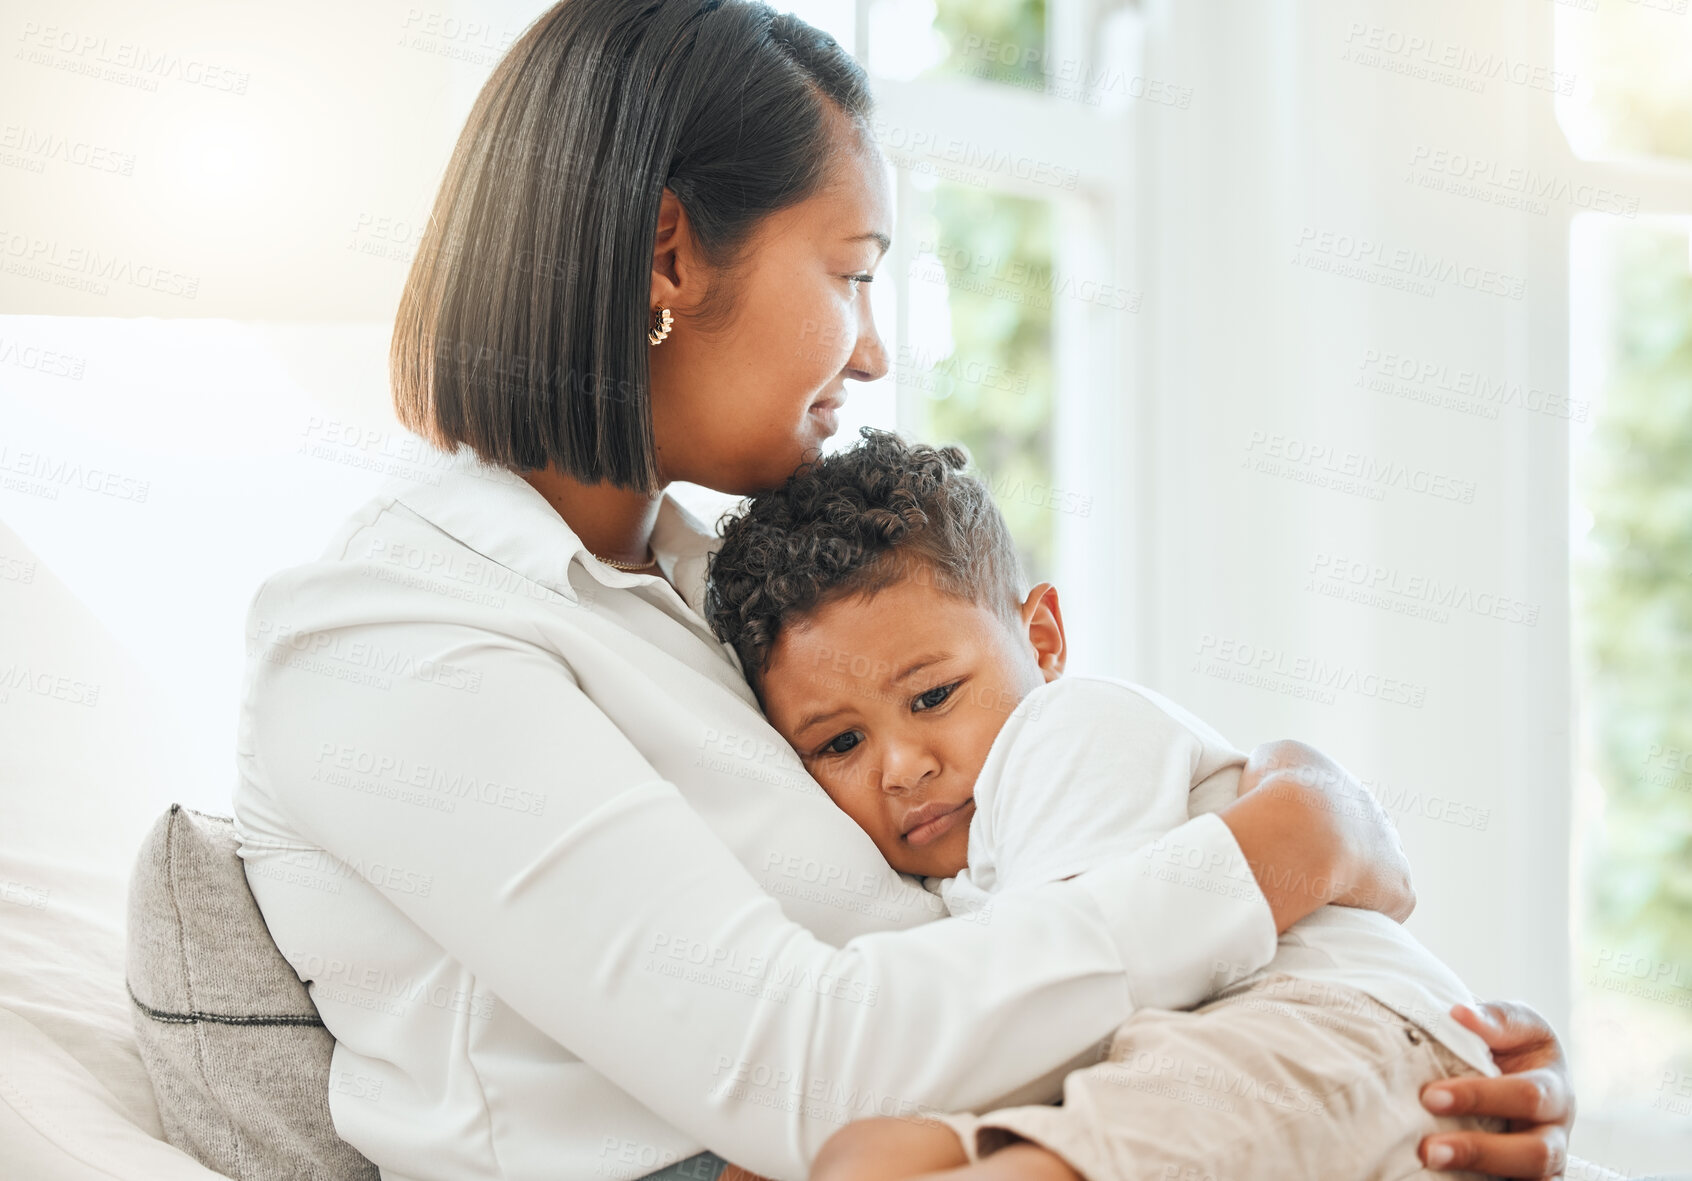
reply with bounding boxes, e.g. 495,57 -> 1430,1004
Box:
793,706 -> 849,740
789,652 -> 953,738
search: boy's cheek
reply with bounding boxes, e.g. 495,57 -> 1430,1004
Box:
810,772 -> 878,833
935,827 -> 972,878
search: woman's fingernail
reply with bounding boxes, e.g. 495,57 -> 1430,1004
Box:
1424,1089 -> 1454,1112
1426,1143 -> 1454,1168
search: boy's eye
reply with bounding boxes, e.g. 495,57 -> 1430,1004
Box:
820,730 -> 862,756
913,682 -> 958,712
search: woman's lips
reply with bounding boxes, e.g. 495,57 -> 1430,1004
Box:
807,397 -> 843,435
902,798 -> 974,848
808,404 -> 839,435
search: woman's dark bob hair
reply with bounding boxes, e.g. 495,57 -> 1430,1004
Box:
391,0 -> 874,490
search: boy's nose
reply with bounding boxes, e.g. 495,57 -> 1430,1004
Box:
878,743 -> 940,792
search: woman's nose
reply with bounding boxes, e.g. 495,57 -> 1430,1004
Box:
844,298 -> 889,384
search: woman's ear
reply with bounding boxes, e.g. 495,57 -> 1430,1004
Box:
1018,582 -> 1066,682
651,186 -> 690,307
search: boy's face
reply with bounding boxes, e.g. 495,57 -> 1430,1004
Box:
760,571 -> 1065,878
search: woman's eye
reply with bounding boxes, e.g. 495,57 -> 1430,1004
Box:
820,731 -> 862,756
913,682 -> 957,712
844,273 -> 874,288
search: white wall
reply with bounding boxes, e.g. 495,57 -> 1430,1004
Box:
0,317 -> 404,810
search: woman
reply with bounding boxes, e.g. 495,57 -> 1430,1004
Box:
234,2 -> 1574,1178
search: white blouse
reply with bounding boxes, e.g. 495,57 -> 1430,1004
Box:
231,445 -> 1277,1181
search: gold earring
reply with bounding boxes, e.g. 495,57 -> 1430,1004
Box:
647,305 -> 673,346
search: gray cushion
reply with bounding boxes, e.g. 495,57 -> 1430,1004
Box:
126,805 -> 378,1181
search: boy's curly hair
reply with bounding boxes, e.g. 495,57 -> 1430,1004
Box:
704,427 -> 1027,693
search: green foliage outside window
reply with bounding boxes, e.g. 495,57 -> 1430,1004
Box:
914,184 -> 1057,581
913,0 -> 1058,582
1577,227 -> 1692,972
1570,0 -> 1692,1064
927,0 -> 1048,89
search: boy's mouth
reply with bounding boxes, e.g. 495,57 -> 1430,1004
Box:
900,797 -> 974,847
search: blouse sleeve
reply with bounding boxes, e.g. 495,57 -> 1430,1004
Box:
240,614 -> 1277,1179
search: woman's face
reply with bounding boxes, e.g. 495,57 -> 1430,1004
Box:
647,124 -> 892,495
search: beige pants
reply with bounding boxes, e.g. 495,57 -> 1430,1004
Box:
932,974 -> 1505,1181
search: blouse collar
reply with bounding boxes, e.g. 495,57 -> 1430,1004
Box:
387,442 -> 727,617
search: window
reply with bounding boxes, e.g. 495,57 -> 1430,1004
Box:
902,182 -> 1058,576
1561,0 -> 1692,1166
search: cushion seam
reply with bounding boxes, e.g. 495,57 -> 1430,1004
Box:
126,981 -> 324,1028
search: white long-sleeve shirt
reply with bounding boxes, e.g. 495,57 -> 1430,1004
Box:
931,675 -> 1499,1078
231,444 -> 1278,1181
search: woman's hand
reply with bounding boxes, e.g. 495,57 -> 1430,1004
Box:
1419,1001 -> 1575,1178
1221,739 -> 1416,933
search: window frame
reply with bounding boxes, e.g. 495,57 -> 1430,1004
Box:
851,0 -> 1146,674
1552,5 -> 1692,1166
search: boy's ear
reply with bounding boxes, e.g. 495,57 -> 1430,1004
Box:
1018,582 -> 1066,682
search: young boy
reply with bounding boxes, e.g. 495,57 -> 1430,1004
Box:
703,429 -> 1504,1181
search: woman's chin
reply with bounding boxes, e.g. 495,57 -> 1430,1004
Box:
695,443 -> 827,497
763,428 -> 837,479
